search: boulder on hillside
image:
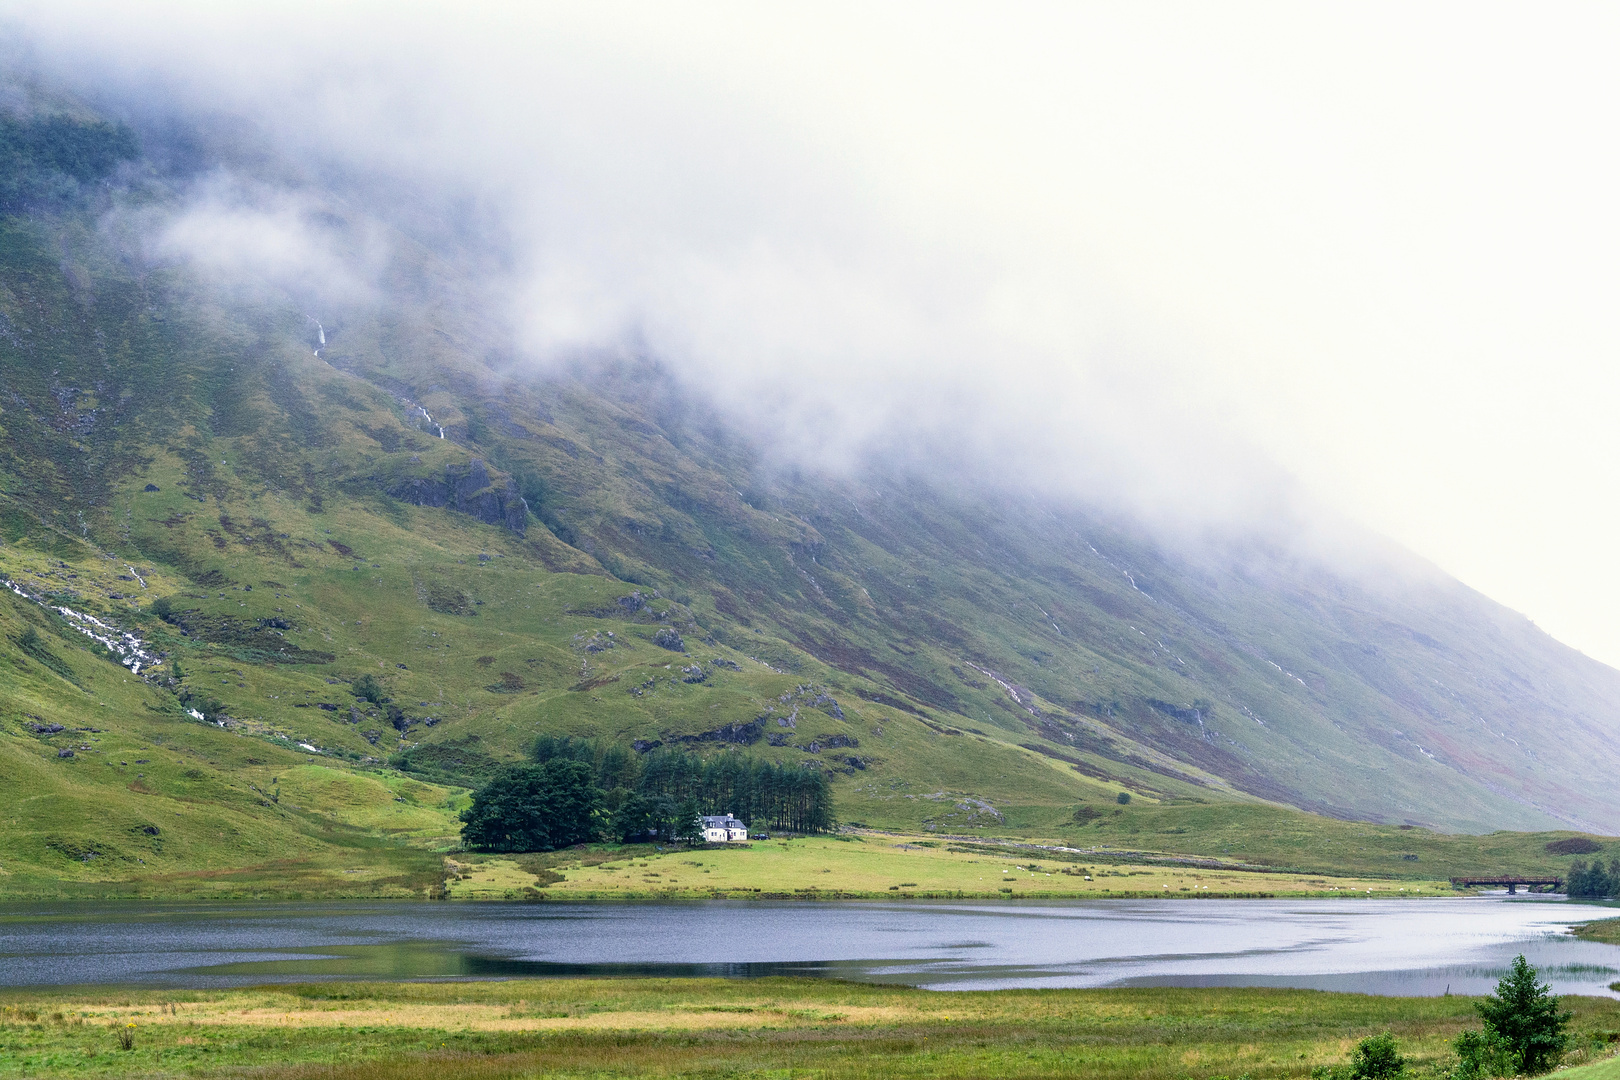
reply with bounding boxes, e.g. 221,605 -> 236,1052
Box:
387,458 -> 528,536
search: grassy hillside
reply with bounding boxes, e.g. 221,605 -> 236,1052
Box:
3,100 -> 1620,895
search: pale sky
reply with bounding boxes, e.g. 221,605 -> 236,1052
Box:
13,2 -> 1620,664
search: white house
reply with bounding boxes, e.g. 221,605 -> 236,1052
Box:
701,814 -> 748,842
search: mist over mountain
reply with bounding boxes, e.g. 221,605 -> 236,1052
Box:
3,5 -> 1339,542
1,11 -> 1618,896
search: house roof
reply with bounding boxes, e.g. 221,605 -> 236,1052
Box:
701,815 -> 746,829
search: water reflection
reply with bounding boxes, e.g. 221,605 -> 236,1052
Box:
1,897 -> 1616,996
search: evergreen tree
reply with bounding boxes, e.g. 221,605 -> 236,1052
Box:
1566,859 -> 1620,898
674,797 -> 704,845
459,765 -> 551,852
1473,955 -> 1570,1075
517,738 -> 836,835
460,760 -> 604,852
613,791 -> 678,842
543,759 -> 606,847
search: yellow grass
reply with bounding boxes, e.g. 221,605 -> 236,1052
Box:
441,857 -> 546,898
523,832 -> 1451,899
47,994 -> 910,1033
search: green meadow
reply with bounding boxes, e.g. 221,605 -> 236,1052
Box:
3,977 -> 1620,1080
443,832 -> 1451,901
1576,920 -> 1620,946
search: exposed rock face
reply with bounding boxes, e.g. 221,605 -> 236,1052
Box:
388,459 -> 528,536
810,692 -> 845,720
798,734 -> 858,753
672,720 -> 764,745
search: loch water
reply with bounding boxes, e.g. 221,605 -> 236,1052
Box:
3,896 -> 1617,995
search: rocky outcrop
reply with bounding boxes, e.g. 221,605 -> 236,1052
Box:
388,459 -> 528,536
671,720 -> 765,746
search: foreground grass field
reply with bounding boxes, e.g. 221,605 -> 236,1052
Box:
2,977 -> 1619,1079
1561,1053 -> 1620,1079
445,832 -> 1454,900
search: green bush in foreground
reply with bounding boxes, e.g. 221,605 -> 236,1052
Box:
1452,1028 -> 1516,1079
1313,1031 -> 1407,1079
1453,955 -> 1571,1077
1352,1032 -> 1407,1078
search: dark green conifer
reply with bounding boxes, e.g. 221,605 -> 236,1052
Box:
1470,955 -> 1570,1076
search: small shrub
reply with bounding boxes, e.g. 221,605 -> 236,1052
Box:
423,583 -> 475,616
352,674 -> 388,705
1349,1032 -> 1404,1079
1453,1028 -> 1516,1079
489,671 -> 523,693
1116,791 -> 1131,805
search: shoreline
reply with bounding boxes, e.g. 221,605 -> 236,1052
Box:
0,887 -> 1543,904
2,831 -> 1587,904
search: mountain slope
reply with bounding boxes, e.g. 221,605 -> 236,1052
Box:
1,99 -> 1618,901
349,350 -> 1618,834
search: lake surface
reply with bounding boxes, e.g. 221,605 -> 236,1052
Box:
4,897 -> 1618,995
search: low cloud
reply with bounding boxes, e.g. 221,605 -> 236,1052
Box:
7,4 -> 1295,535
16,1 -> 1620,661
142,171 -> 390,314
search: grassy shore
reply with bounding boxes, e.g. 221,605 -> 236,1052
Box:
2,977 -> 1619,1079
443,832 -> 1455,901
0,820 -> 1513,902
1577,918 -> 1620,945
